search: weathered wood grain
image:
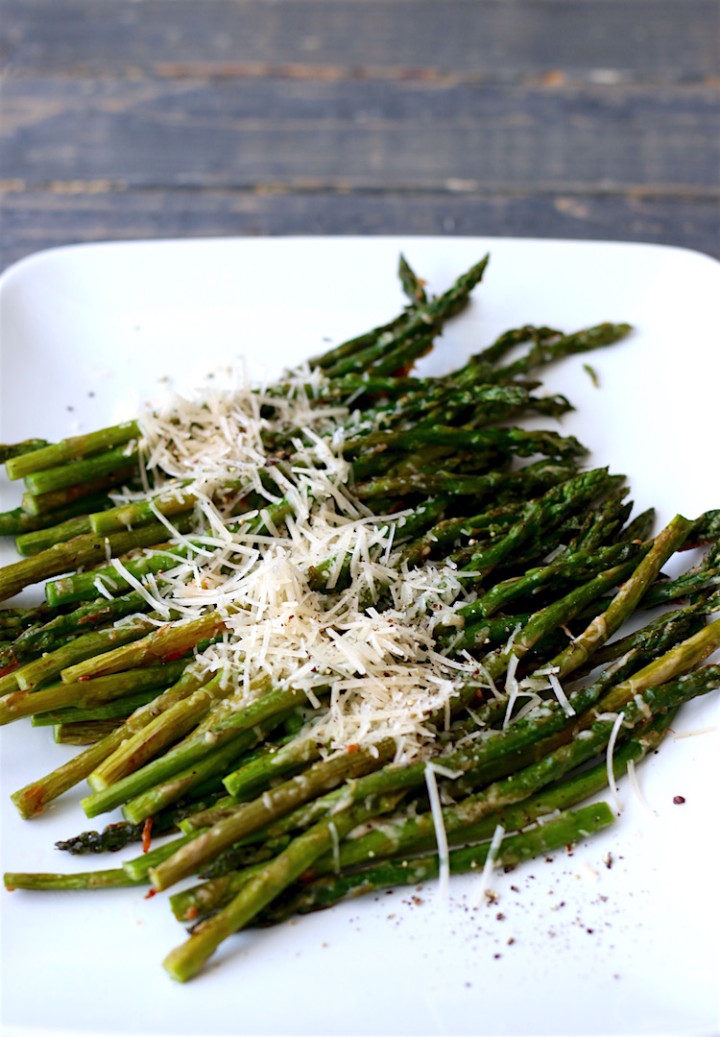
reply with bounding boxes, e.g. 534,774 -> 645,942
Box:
3,79 -> 718,190
2,0 -> 718,84
2,188 -> 717,272
1,1 -> 718,270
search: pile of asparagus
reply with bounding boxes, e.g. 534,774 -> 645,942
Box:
0,254 -> 718,983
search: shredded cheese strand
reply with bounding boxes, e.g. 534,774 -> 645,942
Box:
606,712 -> 626,813
129,371 -> 481,763
424,762 -> 450,900
475,824 -> 506,907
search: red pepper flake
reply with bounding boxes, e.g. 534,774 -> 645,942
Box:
185,906 -> 199,921
346,743 -> 360,753
673,795 -> 686,805
142,817 -> 153,853
162,649 -> 188,663
144,889 -> 156,899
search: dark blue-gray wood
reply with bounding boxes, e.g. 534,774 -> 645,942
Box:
1,0 -> 718,269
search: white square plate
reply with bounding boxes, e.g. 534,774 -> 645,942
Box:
0,237 -> 718,1037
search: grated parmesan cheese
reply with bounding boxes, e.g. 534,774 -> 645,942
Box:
548,671 -> 576,717
474,823 -> 505,906
605,712 -> 625,813
502,653 -> 521,729
424,762 -> 451,899
128,369 -> 484,766
626,758 -> 657,817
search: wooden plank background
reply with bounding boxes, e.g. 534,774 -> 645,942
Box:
1,0 -> 718,269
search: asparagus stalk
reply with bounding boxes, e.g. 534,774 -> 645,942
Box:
22,444 -> 140,497
162,792 -> 406,982
469,538 -> 646,619
0,516 -> 194,602
0,253 -> 716,990
0,591 -> 152,670
150,739 -> 399,891
53,720 -> 124,744
546,514 -> 693,679
0,659 -> 185,725
355,460 -> 575,504
183,562 -> 671,838
14,515 -> 94,556
0,493 -> 113,539
171,704 -> 676,921
593,620 -> 720,716
121,723 -> 287,825
306,251 -> 427,370
0,438 -> 51,463
264,802 -> 616,925
491,322 -> 633,381
4,868 -> 142,891
322,256 -> 490,379
164,801 -> 614,981
6,616 -> 156,694
10,728 -> 132,819
9,665 -> 214,817
21,469 -> 139,516
80,679 -> 320,817
397,252 -> 428,305
222,733 -> 322,801
313,708 -> 678,881
59,612 -> 229,684
5,421 -> 140,481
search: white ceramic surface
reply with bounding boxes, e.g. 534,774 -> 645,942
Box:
0,237 -> 718,1037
